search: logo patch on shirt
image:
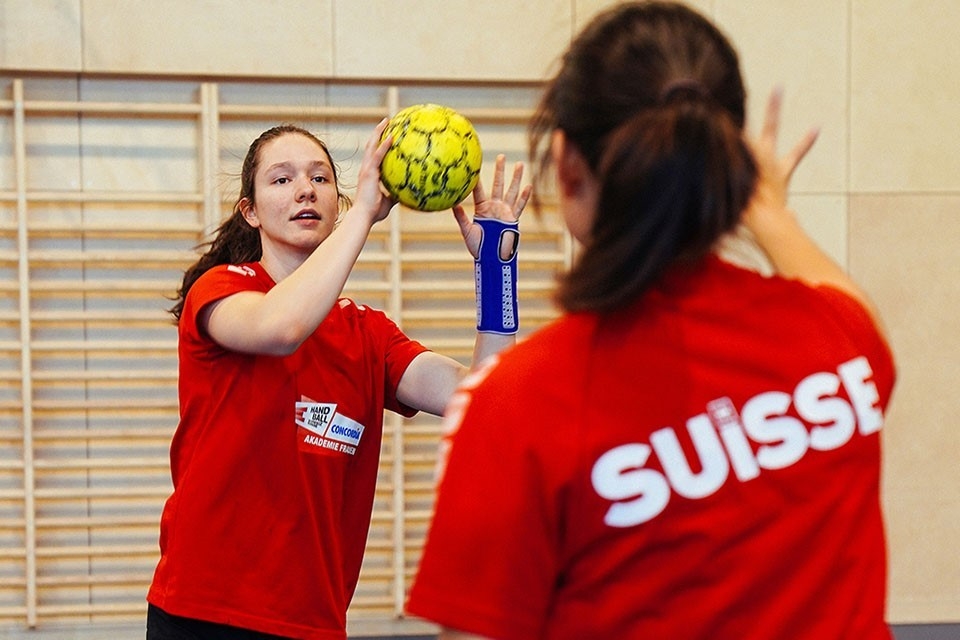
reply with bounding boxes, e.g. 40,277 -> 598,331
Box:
226,264 -> 256,277
296,397 -> 365,456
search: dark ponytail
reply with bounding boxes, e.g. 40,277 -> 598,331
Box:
529,1 -> 757,314
556,97 -> 756,313
168,211 -> 261,321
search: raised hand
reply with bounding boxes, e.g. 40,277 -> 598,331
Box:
454,154 -> 533,259
742,88 -> 819,235
352,118 -> 398,226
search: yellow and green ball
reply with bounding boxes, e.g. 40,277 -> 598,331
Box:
380,104 -> 482,212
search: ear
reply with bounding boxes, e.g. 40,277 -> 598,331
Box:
239,197 -> 260,228
551,130 -> 591,198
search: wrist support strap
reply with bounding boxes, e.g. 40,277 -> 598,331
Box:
474,218 -> 520,335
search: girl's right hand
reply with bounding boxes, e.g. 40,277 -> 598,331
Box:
352,118 -> 398,225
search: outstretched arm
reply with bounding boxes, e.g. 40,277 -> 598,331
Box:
455,154 -> 532,365
397,155 -> 532,416
743,89 -> 885,333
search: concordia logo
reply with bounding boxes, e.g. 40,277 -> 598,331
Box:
590,355 -> 884,527
296,399 -> 365,456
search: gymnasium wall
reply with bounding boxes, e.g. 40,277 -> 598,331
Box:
1,0 -> 958,636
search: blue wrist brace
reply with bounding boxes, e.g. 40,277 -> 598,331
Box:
474,218 -> 520,334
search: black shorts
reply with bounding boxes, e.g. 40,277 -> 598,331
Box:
146,604 -> 294,640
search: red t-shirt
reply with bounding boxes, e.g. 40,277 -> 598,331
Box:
148,262 -> 427,639
407,256 -> 896,640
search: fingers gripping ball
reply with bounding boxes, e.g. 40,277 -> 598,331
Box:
380,104 -> 483,212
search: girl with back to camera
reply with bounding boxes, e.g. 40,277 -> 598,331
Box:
146,120 -> 530,639
407,2 -> 896,639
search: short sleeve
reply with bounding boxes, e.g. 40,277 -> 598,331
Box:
359,304 -> 428,418
812,284 -> 896,403
180,264 -> 270,350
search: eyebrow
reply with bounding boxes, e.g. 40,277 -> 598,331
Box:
264,159 -> 332,173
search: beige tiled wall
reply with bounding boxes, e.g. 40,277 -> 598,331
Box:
850,1 -> 960,192
81,0 -> 336,77
0,0 -> 82,71
785,2 -> 956,624
716,0 -> 849,193
334,0 -> 572,80
851,195 -> 960,622
2,0 -> 957,625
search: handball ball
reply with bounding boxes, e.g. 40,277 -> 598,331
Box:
380,104 -> 482,212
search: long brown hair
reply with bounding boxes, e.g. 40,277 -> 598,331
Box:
529,1 -> 757,314
169,125 -> 351,321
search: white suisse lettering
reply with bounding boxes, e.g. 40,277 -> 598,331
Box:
741,390 -> 807,470
591,356 -> 884,528
839,356 -> 883,435
591,444 -> 670,528
795,371 -> 855,451
650,415 -> 729,499
708,397 -> 760,482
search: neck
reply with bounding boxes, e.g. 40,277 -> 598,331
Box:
257,244 -> 313,283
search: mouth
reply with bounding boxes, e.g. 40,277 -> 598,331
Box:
291,208 -> 322,221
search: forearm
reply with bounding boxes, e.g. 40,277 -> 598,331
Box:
251,118 -> 392,348
472,217 -> 520,366
265,213 -> 372,329
396,156 -> 529,415
396,221 -> 521,415
210,212 -> 375,356
471,332 -> 515,370
275,212 -> 372,312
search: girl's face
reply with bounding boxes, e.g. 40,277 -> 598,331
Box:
242,132 -> 341,261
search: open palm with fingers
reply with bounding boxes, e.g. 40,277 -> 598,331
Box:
454,154 -> 532,259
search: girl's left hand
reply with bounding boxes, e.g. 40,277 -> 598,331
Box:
741,88 -> 818,235
454,154 -> 532,259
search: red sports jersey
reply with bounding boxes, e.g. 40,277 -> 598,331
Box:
407,255 -> 896,640
148,262 -> 427,639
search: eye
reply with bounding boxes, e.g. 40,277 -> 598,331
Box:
274,176 -> 290,185
312,175 -> 329,184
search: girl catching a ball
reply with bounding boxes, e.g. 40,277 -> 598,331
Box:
146,119 -> 530,639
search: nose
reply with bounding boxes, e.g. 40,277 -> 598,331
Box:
295,176 -> 317,202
